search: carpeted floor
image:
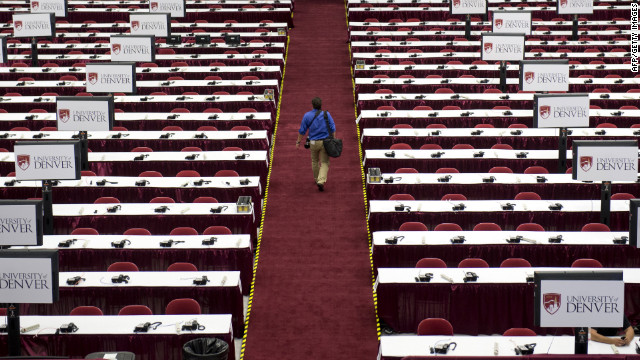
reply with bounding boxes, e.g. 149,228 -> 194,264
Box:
241,0 -> 379,359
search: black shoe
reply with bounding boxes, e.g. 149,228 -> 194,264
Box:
317,183 -> 324,192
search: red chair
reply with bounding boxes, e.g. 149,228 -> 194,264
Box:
524,166 -> 549,174
139,171 -> 163,177
426,123 -> 446,128
473,223 -> 502,231
516,223 -> 545,232
458,258 -> 489,268
452,144 -> 474,149
94,197 -> 120,204
442,106 -> 461,111
70,306 -> 103,316
167,262 -> 198,271
596,123 -> 617,128
514,192 -> 542,200
197,126 -> 218,131
581,223 -> 610,232
435,88 -> 454,94
508,124 -> 528,129
503,328 -> 537,336
0,308 -> 5,316
203,226 -> 232,235
491,144 -> 513,150
435,168 -> 459,173
416,258 -> 447,268
123,228 -> 151,236
500,258 -> 532,268
215,170 -> 239,177
81,170 -> 97,176
162,126 -> 183,131
571,259 -> 603,268
417,318 -> 454,335
390,143 -> 412,150
611,193 -> 635,200
399,222 -> 428,231
474,124 -> 495,128
10,127 -> 30,131
177,170 -> 201,177
181,147 -> 203,152
170,227 -> 198,236
414,106 -> 433,111
149,197 -> 175,203
71,228 -> 99,235
107,262 -> 139,272
231,126 -> 252,131
434,223 -> 463,231
223,147 -> 243,152
166,298 -> 201,315
40,127 -> 57,131
389,194 -> 415,201
395,168 -> 418,173
488,167 -> 513,174
420,144 -> 442,150
170,108 -> 190,113
441,194 -> 467,201
131,147 -> 153,152
193,197 -> 218,204
118,305 -> 153,316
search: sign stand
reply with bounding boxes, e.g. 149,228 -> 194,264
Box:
464,15 -> 471,40
77,131 -> 89,171
30,37 -> 38,67
557,127 -> 568,173
600,181 -> 611,226
571,14 -> 579,41
7,304 -> 20,356
41,180 -> 54,235
499,61 -> 507,92
574,326 -> 588,354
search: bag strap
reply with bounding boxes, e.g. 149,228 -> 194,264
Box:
322,110 -> 334,139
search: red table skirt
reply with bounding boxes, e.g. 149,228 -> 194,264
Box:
377,282 -> 640,335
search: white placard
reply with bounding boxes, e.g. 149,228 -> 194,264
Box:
0,251 -> 59,304
630,199 -> 640,247
30,0 -> 67,17
537,273 -> 624,328
110,35 -> 155,63
481,33 -> 525,62
450,0 -> 487,14
85,63 -> 136,94
56,96 -> 114,131
0,37 -> 7,63
0,200 -> 43,246
492,11 -> 531,35
557,0 -> 593,14
519,60 -> 570,92
533,94 -> 590,128
14,141 -> 81,181
129,13 -> 170,37
572,140 -> 638,182
149,0 -> 185,18
12,13 -> 55,38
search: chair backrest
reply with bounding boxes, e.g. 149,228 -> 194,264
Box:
500,258 -> 532,268
441,194 -> 467,201
473,223 -> 502,231
434,223 -> 463,231
516,223 -> 545,232
167,262 -> 198,271
571,258 -> 603,268
491,144 -> 513,150
399,222 -> 428,231
435,168 -> 459,174
176,170 -> 201,177
169,227 -> 198,236
503,328 -> 537,336
420,144 -> 442,150
166,298 -> 201,315
139,171 -> 163,177
488,167 -> 513,174
611,193 -> 635,200
458,258 -> 490,268
181,147 -> 203,152
107,262 -> 139,272
94,197 -> 120,204
193,197 -> 218,204
149,197 -> 175,203
70,306 -> 103,316
417,318 -> 454,335
389,194 -> 415,201
118,305 -> 153,316
416,258 -> 447,268
215,169 -> 240,177
514,192 -> 542,201
123,228 -> 152,236
71,227 -> 99,235
395,168 -> 418,174
131,147 -> 153,152
452,144 -> 474,150
203,226 -> 232,235
223,147 -> 244,152
581,223 -> 610,232
524,166 -> 549,174
390,143 -> 411,150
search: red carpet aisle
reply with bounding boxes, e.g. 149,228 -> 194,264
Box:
242,0 -> 379,359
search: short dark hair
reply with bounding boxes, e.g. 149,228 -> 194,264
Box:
311,97 -> 322,110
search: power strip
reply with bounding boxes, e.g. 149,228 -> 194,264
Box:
21,324 -> 40,333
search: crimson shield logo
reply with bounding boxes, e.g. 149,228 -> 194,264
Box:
495,19 -> 503,29
58,109 -> 70,123
31,1 -> 39,10
88,72 -> 98,85
14,21 -> 23,31
131,21 -> 140,31
525,71 -> 535,84
112,43 -> 121,55
17,154 -> 30,171
150,2 -> 158,10
539,105 -> 550,119
543,293 -> 561,315
580,156 -> 593,172
484,42 -> 493,53
560,0 -> 568,7
453,0 -> 460,7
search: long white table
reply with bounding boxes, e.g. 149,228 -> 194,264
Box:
364,149 -> 569,160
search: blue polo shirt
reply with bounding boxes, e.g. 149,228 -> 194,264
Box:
299,109 -> 336,140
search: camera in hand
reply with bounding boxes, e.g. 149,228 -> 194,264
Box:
430,342 -> 457,354
111,239 -> 130,248
463,272 -> 479,282
506,235 -> 523,244
59,322 -> 78,333
415,272 -> 433,282
111,274 -> 130,284
58,239 -> 76,248
514,343 -> 536,355
193,276 -> 209,285
66,276 -> 84,285
450,235 -> 465,244
385,235 -> 404,245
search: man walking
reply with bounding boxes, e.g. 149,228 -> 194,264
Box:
296,97 -> 336,192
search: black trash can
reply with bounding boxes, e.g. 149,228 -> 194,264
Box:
182,338 -> 229,360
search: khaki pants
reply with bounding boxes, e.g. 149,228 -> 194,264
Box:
309,140 -> 329,185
